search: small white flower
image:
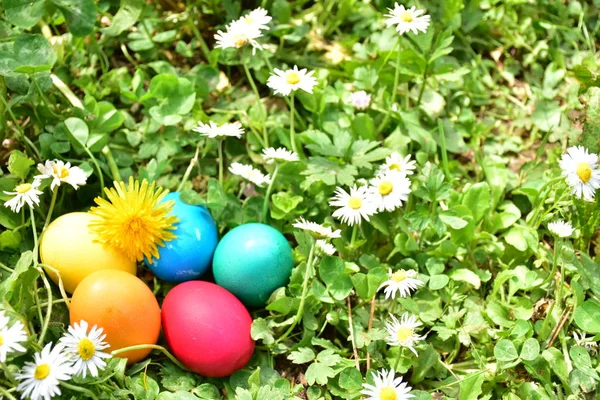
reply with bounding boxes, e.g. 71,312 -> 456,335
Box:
214,19 -> 264,54
380,152 -> 416,175
193,121 -> 245,139
369,171 -> 411,212
547,221 -> 574,238
378,268 -> 423,299
330,185 -> 378,226
292,217 -> 342,239
267,65 -> 318,96
238,8 -> 272,31
316,239 -> 336,256
0,317 -> 27,362
350,91 -> 371,110
262,147 -> 299,164
35,159 -> 87,191
229,162 -> 271,187
3,180 -> 43,213
384,3 -> 431,35
361,368 -> 414,400
573,330 -> 598,355
16,342 -> 74,400
60,320 -> 111,378
385,313 -> 426,356
559,145 -> 600,201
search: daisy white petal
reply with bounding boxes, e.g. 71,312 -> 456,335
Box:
292,217 -> 341,239
378,268 -> 423,299
229,162 -> 271,187
547,220 -> 574,238
59,320 -> 111,378
3,180 -> 43,213
267,65 -> 318,96
369,171 -> 411,212
262,147 -> 299,164
16,343 -> 74,400
559,145 -> 600,201
193,121 -> 245,139
350,91 -> 371,110
0,318 -> 27,362
329,185 -> 378,226
385,313 -> 426,356
239,8 -> 272,31
214,19 -> 264,53
316,239 -> 336,256
384,4 -> 430,35
361,368 -> 414,400
380,152 -> 416,175
35,159 -> 87,191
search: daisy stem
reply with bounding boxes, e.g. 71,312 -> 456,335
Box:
393,348 -> 403,372
177,143 -> 201,192
31,207 -> 53,346
262,163 -> 279,223
218,139 -> 224,185
540,240 -> 562,339
84,146 -> 106,196
0,386 -> 17,400
60,381 -> 99,400
347,296 -> 361,371
102,146 -> 122,182
242,61 -> 268,148
376,40 -> 402,135
275,243 -> 316,344
43,189 -> 58,231
350,224 -> 358,248
437,120 -> 451,180
110,344 -> 190,371
289,92 -> 298,154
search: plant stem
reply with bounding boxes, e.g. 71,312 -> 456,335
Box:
289,92 -> 298,154
188,20 -> 213,65
218,139 -> 224,185
111,344 -> 189,371
347,296 -> 361,371
242,61 -> 268,148
0,95 -> 41,160
276,243 -> 316,343
102,146 -> 121,181
43,189 -> 58,230
438,120 -> 451,180
393,348 -> 403,372
262,163 -> 279,223
416,66 -> 429,107
366,295 -> 376,371
60,381 -> 99,400
31,207 -> 53,346
376,40 -> 402,135
350,224 -> 358,248
177,144 -> 201,192
50,74 -> 84,109
84,146 -> 105,195
0,386 -> 17,400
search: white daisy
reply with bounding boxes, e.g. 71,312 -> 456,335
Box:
559,145 -> 600,201
380,152 -> 416,175
385,313 -> 426,356
547,221 -> 574,238
35,159 -> 87,191
0,318 -> 27,362
350,91 -> 371,110
573,330 -> 598,355
267,65 -> 318,96
316,239 -> 336,256
214,19 -> 264,54
384,4 -> 431,35
3,180 -> 43,213
369,171 -> 411,212
361,368 -> 414,400
193,121 -> 245,139
229,162 -> 271,187
292,217 -> 342,239
262,147 -> 299,164
330,185 -> 378,226
239,7 -> 272,31
59,320 -> 111,378
378,268 -> 423,299
16,342 -> 74,400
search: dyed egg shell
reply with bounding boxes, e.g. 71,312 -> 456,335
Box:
40,212 -> 136,293
70,270 -> 161,364
162,281 -> 254,377
213,223 -> 294,307
144,192 -> 218,283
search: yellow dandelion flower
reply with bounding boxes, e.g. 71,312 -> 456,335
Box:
88,178 -> 178,263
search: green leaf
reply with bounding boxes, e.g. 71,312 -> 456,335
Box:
50,0 -> 97,36
14,34 -> 57,72
531,100 -> 561,132
428,274 -> 449,290
439,212 -> 468,229
459,371 -> 484,400
7,150 -> 34,180
64,117 -> 90,148
338,368 -> 362,392
288,348 -> 315,364
143,74 -> 196,125
352,113 -> 375,141
0,230 -> 22,250
520,338 -> 540,361
574,300 -> 600,334
494,339 -> 518,361
4,0 -> 46,29
126,373 -> 160,400
461,182 -> 490,223
449,268 -> 481,289
305,362 -> 336,385
541,348 -> 569,387
250,318 -> 275,345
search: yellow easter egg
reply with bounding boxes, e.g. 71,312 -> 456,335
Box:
41,212 -> 136,293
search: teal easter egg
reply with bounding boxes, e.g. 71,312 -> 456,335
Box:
145,192 -> 219,282
212,223 -> 294,307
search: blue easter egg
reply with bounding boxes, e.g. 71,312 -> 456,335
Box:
145,192 -> 219,282
212,223 -> 294,307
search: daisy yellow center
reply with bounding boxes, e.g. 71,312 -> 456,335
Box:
234,36 -> 248,48
380,387 -> 397,400
78,338 -> 96,361
34,364 -> 50,380
15,183 -> 32,194
391,270 -> 407,282
389,163 -> 401,171
400,11 -> 413,22
396,327 -> 413,342
286,72 -> 301,85
0,335 -> 3,345
53,165 -> 70,179
379,181 -> 393,196
576,162 -> 592,183
89,178 -> 178,263
243,16 -> 254,23
348,197 -> 362,210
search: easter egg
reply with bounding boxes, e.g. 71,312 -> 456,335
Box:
212,223 -> 294,307
70,270 -> 161,364
162,281 -> 254,377
40,212 -> 136,293
144,192 -> 218,282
